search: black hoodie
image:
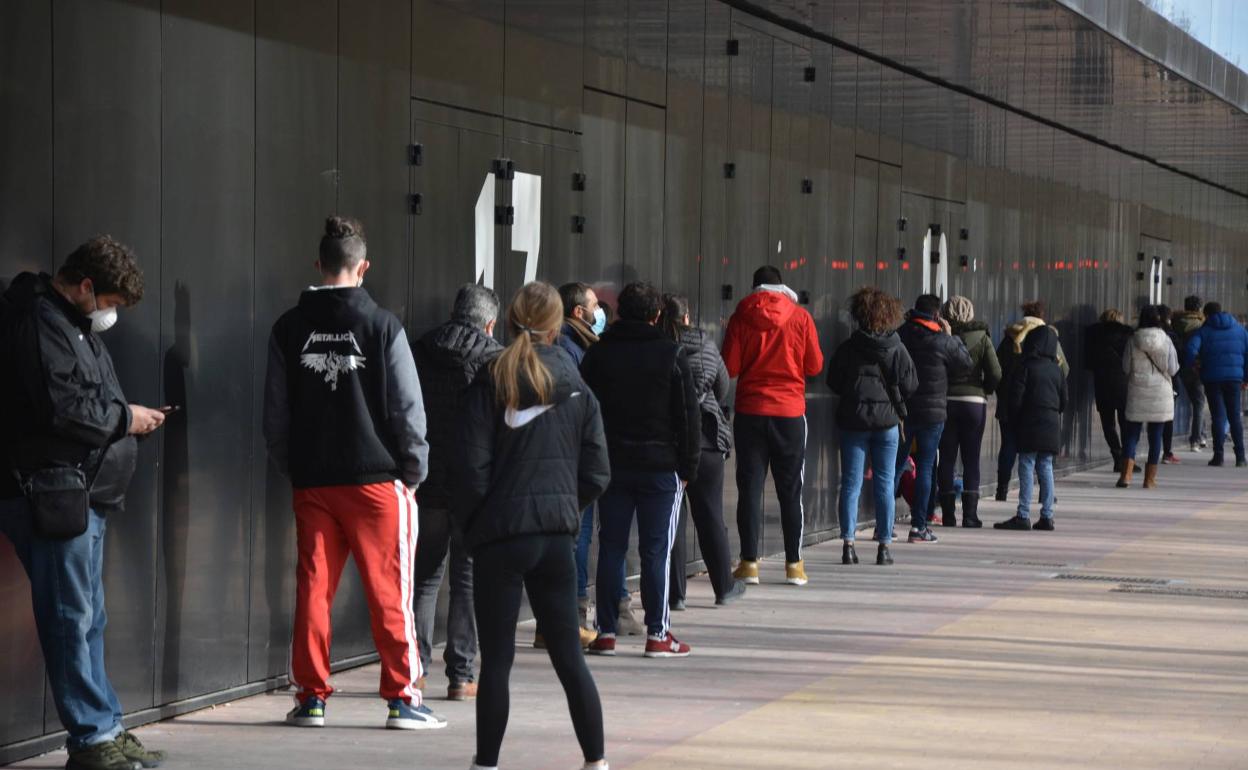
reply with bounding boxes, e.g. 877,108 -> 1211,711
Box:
827,329 -> 919,431
453,344 -> 611,551
1006,325 -> 1068,454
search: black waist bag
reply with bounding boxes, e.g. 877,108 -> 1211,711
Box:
21,467 -> 90,539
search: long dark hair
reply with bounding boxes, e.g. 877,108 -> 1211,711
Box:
661,294 -> 691,341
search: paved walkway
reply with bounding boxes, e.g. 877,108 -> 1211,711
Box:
11,451 -> 1248,769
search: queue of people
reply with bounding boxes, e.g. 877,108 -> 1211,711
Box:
3,215 -> 1247,770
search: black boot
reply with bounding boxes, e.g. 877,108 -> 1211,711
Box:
842,542 -> 859,564
938,493 -> 957,527
994,485 -> 1008,502
961,492 -> 982,528
876,543 -> 893,565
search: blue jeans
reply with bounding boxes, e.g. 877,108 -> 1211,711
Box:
595,469 -> 681,638
839,427 -> 899,544
895,421 -> 944,530
0,499 -> 123,751
1016,452 -> 1055,521
1206,381 -> 1246,462
1123,421 -> 1166,465
574,504 -> 627,603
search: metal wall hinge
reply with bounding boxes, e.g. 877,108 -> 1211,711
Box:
572,172 -> 586,191
803,67 -> 816,82
897,247 -> 907,260
800,178 -> 813,194
572,215 -> 586,233
409,193 -> 423,215
408,143 -> 423,166
495,205 -> 514,226
492,158 -> 515,180
726,39 -> 739,56
724,162 -> 736,179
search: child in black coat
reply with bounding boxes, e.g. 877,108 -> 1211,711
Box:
995,325 -> 1067,531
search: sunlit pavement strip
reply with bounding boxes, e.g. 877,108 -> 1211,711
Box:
9,452 -> 1247,770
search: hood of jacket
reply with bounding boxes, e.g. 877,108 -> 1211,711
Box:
903,310 -> 943,336
734,286 -> 800,332
418,319 -> 500,371
513,344 -> 581,411
1171,311 -> 1203,335
1005,316 -> 1047,351
4,272 -> 91,332
951,320 -> 989,336
1131,326 -> 1172,355
850,328 -> 903,361
1205,311 -> 1238,331
297,285 -> 378,321
1023,325 -> 1059,360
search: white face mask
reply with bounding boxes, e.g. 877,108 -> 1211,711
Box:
88,289 -> 119,333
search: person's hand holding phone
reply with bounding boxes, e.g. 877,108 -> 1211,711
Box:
128,405 -> 168,435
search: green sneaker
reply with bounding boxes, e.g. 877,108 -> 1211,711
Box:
115,732 -> 165,768
65,739 -> 139,770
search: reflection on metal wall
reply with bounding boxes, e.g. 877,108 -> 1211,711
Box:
2,0 -> 1246,760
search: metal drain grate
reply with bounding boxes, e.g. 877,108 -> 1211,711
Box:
1052,573 -> 1173,586
994,560 -> 1068,568
1111,585 -> 1248,601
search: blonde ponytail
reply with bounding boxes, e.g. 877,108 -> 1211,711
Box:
492,282 -> 564,410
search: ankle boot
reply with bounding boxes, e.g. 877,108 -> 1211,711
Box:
994,485 -> 1008,502
577,596 -> 591,630
875,544 -> 893,565
616,595 -> 645,636
938,493 -> 957,526
961,492 -> 982,528
1142,463 -> 1159,488
841,542 -> 859,564
1115,458 -> 1134,488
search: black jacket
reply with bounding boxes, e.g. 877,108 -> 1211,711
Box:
453,344 -> 610,551
1006,326 -> 1068,454
413,320 -> 502,510
1083,320 -> 1133,407
580,320 -> 701,481
0,273 -> 137,510
677,327 -> 732,453
896,312 -> 972,425
263,287 -> 429,489
827,329 -> 919,431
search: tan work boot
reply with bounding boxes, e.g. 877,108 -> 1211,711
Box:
733,559 -> 760,585
785,560 -> 808,586
1115,458 -> 1135,488
577,596 -> 591,629
579,626 -> 598,648
617,595 -> 645,636
1142,463 -> 1159,488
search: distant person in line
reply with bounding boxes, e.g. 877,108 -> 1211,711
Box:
1084,308 -> 1134,473
936,295 -> 1001,528
1117,305 -> 1180,489
0,237 -> 169,770
555,281 -> 641,641
1171,295 -> 1208,451
581,282 -> 700,658
660,294 -> 747,606
264,217 -> 443,730
722,265 -> 824,586
411,284 -> 502,702
454,282 -> 610,770
1186,301 -> 1248,467
994,301 -> 1069,501
994,326 -> 1066,531
827,287 -> 918,566
1157,305 -> 1183,465
894,294 -> 971,543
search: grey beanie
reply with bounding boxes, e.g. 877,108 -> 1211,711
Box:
943,295 -> 974,324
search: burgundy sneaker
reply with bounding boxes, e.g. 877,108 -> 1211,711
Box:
1162,453 -> 1181,465
644,633 -> 691,658
586,635 -> 616,656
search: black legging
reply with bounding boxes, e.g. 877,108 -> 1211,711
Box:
473,533 -> 604,767
670,449 -> 733,602
938,401 -> 987,494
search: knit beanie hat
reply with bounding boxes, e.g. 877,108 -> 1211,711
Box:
943,295 -> 974,324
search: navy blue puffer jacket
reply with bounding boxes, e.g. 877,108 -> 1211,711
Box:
1186,312 -> 1248,384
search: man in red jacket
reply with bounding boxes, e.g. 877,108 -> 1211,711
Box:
723,265 -> 824,586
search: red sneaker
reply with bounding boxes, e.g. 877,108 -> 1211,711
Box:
644,633 -> 691,658
586,635 -> 616,656
1162,453 -> 1181,465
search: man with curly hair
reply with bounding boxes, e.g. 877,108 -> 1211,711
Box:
1,236 -> 169,770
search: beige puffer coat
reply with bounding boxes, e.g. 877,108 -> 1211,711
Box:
1123,327 -> 1179,423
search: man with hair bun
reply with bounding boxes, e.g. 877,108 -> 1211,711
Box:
264,217 -> 443,730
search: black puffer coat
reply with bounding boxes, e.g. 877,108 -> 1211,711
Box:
453,344 -> 610,551
1083,319 -> 1133,408
827,329 -> 919,431
1006,326 -> 1068,453
896,312 -> 972,425
677,327 -> 732,453
413,320 -> 502,509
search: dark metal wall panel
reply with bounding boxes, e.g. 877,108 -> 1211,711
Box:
627,0 -> 669,106
155,0 -> 255,702
505,0 -> 584,132
698,2 -> 732,331
581,90 -> 626,289
623,101 -> 666,281
661,0 -> 705,299
411,0 -> 503,115
0,0 -> 54,747
584,0 -> 627,95
250,0 -> 338,682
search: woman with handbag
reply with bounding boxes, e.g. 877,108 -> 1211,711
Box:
827,287 -> 918,565
1119,305 -> 1181,489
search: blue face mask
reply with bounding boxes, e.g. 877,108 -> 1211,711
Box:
591,306 -> 607,335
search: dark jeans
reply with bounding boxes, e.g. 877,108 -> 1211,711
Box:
596,469 -> 681,637
0,499 -> 123,751
1095,398 -> 1130,463
473,534 -> 604,767
1207,381 -> 1246,461
1180,370 -> 1207,444
996,420 -> 1017,491
734,413 -> 807,563
574,504 -> 627,603
1123,421 -> 1166,465
938,401 -> 987,494
669,449 -> 733,602
896,421 -> 944,530
413,507 -> 476,684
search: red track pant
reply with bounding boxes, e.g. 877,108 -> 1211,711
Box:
290,480 -> 422,704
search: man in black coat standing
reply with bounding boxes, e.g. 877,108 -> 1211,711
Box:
411,284 -> 501,701
894,294 -> 972,543
581,282 -> 701,659
1083,308 -> 1134,472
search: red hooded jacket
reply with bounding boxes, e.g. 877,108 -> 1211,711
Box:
722,288 -> 824,418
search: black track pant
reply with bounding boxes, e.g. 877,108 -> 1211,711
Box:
1095,397 -> 1130,462
473,534 -> 604,767
670,449 -> 733,602
734,413 -> 806,563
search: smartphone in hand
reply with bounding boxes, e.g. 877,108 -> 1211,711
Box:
160,405 -> 182,415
